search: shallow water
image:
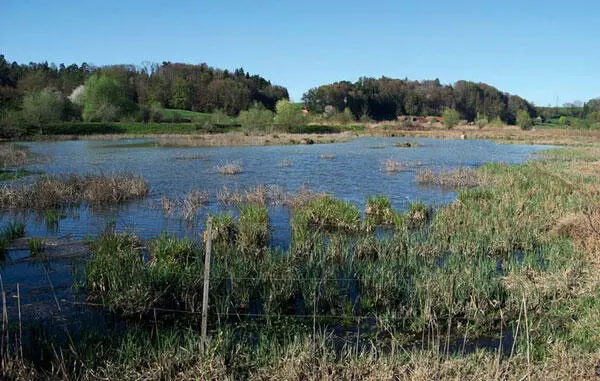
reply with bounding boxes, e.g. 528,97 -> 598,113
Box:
4,137 -> 548,241
0,137 -> 549,323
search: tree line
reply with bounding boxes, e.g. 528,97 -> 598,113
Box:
0,55 -> 289,136
302,77 -> 537,124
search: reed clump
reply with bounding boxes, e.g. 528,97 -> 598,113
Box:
0,173 -> 149,209
416,167 -> 480,188
161,190 -> 209,220
217,184 -> 327,208
0,144 -> 28,168
381,158 -> 406,173
294,195 -> 361,231
238,203 -> 269,254
216,161 -> 243,175
365,195 -> 395,225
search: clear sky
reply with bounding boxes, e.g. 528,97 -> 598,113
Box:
1,0 -> 599,106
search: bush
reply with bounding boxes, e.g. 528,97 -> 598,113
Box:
516,109 -> 533,130
0,110 -> 27,138
442,108 -> 460,129
210,109 -> 233,126
238,103 -> 274,132
273,100 -> 304,130
332,108 -> 355,125
22,89 -> 65,132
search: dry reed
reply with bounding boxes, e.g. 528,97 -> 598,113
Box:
416,167 -> 480,188
0,173 -> 149,209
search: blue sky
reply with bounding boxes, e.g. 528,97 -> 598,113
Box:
2,0 -> 599,105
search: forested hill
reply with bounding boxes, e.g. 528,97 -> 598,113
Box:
0,55 -> 289,115
303,77 -> 537,124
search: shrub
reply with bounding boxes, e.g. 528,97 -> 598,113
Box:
273,100 -> 304,130
516,109 -> 533,130
22,89 -> 65,132
442,108 -> 460,129
332,108 -> 355,125
210,109 -> 233,126
238,103 -> 274,132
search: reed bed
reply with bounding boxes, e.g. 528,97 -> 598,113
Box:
0,144 -> 28,168
0,173 -> 149,209
416,167 -> 480,188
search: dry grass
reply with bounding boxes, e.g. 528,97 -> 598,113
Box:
416,167 -> 480,188
0,173 -> 149,209
217,184 -> 326,208
0,144 -> 28,168
381,159 -> 407,173
156,132 -> 353,147
216,161 -> 243,175
279,159 -> 293,167
161,190 -> 209,220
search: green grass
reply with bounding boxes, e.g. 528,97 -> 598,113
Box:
0,169 -> 43,181
27,237 -> 45,256
157,108 -> 213,122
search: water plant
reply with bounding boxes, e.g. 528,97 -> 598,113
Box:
365,195 -> 395,226
380,158 -> 405,173
294,195 -> 361,231
216,161 -> 243,175
28,237 -> 45,256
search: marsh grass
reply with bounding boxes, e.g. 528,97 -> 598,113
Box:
16,142 -> 600,379
0,169 -> 42,181
161,190 -> 209,220
416,167 -> 480,188
0,173 -> 149,209
0,144 -> 28,168
365,195 -> 395,226
0,221 -> 25,259
216,161 -> 243,175
238,203 -> 269,254
381,158 -> 407,173
27,237 -> 45,256
294,195 -> 361,232
278,159 -> 293,167
216,184 -> 327,208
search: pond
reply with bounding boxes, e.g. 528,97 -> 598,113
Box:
0,137 -> 550,324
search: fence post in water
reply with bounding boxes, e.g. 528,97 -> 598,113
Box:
201,216 -> 213,352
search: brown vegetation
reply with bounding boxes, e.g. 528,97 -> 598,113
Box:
0,173 -> 149,209
0,144 -> 28,168
416,167 -> 480,188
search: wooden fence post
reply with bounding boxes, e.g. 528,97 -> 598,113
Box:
201,216 -> 212,352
